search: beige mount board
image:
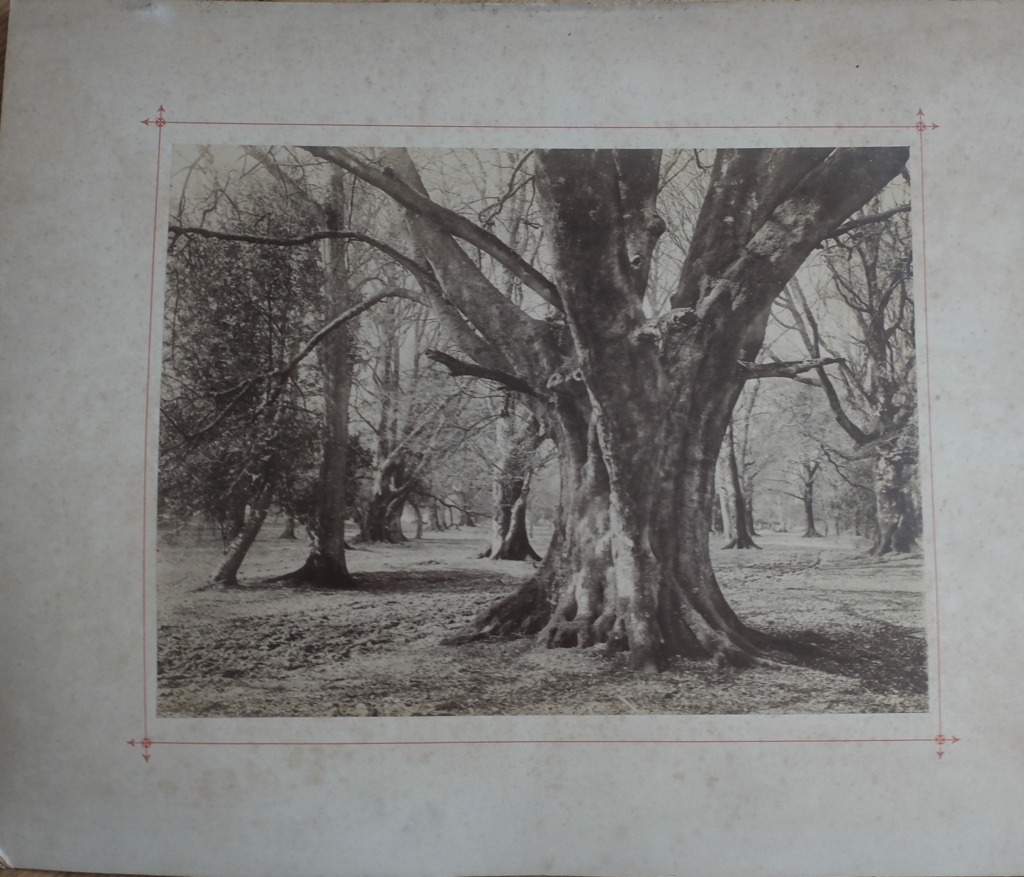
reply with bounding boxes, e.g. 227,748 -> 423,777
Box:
0,0 -> 1020,875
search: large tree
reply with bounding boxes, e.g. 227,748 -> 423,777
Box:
300,146 -> 908,671
776,198 -> 918,554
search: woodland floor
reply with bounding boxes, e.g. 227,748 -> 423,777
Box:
156,521 -> 929,716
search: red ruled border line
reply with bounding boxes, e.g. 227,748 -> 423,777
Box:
163,120 -> 919,130
136,109 -> 948,760
145,737 -> 935,747
141,108 -> 166,750
917,122 -> 943,736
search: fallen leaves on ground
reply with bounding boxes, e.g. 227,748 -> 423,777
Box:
157,526 -> 928,717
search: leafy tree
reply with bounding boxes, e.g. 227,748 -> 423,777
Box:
160,229 -> 323,585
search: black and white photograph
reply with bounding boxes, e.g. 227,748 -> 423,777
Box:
156,145 -> 925,718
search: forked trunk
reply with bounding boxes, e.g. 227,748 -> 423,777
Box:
375,145 -> 909,671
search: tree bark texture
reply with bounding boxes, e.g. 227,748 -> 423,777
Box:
871,445 -> 917,554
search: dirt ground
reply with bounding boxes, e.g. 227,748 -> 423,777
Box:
156,521 -> 929,717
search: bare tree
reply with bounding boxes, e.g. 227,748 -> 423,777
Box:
775,197 -> 918,554
296,146 -> 908,670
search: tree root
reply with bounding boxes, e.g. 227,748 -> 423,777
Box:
722,538 -> 761,550
268,552 -> 359,589
442,580 -> 551,645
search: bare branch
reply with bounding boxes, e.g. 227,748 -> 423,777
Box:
168,224 -> 435,286
825,204 -> 911,242
425,349 -> 542,398
301,146 -> 563,310
738,357 -> 843,380
479,150 -> 535,226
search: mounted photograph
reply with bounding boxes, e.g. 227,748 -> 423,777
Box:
155,145 -> 926,717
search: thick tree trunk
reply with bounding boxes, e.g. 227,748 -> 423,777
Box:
366,145 -> 908,671
361,490 -> 408,543
210,482 -> 274,586
871,449 -> 916,555
360,452 -> 416,543
459,383 -> 775,670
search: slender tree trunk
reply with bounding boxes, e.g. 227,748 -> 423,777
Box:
410,501 -> 424,539
717,466 -> 735,543
456,491 -> 476,528
223,500 -> 247,543
803,482 -> 821,537
745,485 -> 757,536
429,501 -> 446,531
722,425 -> 758,549
280,170 -> 357,588
211,482 -> 274,586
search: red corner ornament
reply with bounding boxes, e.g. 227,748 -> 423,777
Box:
935,733 -> 960,759
916,108 -> 939,132
142,105 -> 167,128
127,737 -> 154,762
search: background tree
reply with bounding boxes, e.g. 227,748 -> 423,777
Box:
164,148 -> 403,585
774,196 -> 919,554
478,396 -> 544,561
160,163 -> 326,586
718,382 -> 761,549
